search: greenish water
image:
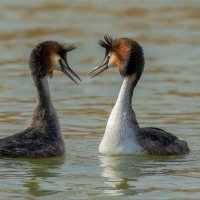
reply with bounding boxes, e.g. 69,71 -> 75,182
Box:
0,0 -> 200,199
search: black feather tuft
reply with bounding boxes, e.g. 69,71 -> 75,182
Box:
64,44 -> 77,52
58,44 -> 76,55
98,34 -> 114,50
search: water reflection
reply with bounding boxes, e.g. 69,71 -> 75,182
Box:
99,154 -> 189,196
0,156 -> 65,197
99,155 -> 148,196
24,157 -> 65,196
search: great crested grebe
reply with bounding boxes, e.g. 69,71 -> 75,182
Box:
88,35 -> 190,155
0,41 -> 81,158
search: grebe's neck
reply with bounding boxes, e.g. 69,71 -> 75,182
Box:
115,74 -> 138,107
33,76 -> 52,106
29,75 -> 58,129
99,73 -> 142,154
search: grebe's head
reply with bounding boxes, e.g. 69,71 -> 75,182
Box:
29,41 -> 81,84
88,35 -> 144,79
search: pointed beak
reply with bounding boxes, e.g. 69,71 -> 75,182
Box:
58,59 -> 81,84
87,57 -> 109,78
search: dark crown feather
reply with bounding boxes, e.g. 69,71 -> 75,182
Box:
98,34 -> 114,50
58,44 -> 76,55
64,44 -> 77,52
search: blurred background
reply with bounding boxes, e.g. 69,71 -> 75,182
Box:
0,1 -> 200,199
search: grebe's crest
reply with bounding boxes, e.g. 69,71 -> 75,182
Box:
89,35 -> 144,78
98,35 -> 130,69
29,41 -> 76,78
29,40 -> 80,84
98,35 -> 114,50
96,35 -> 144,77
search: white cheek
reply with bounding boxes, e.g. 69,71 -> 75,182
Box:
52,55 -> 62,71
108,53 -> 116,68
108,54 -> 116,68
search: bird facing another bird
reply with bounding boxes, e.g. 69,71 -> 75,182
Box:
88,35 -> 190,155
0,41 -> 81,158
0,36 -> 190,158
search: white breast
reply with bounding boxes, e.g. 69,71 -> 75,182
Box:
99,75 -> 143,155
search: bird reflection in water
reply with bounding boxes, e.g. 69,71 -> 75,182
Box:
23,156 -> 65,197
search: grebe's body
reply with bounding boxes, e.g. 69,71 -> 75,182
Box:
89,36 -> 190,155
0,41 -> 80,158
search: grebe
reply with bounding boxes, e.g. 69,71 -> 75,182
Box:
88,35 -> 190,155
0,41 -> 81,158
